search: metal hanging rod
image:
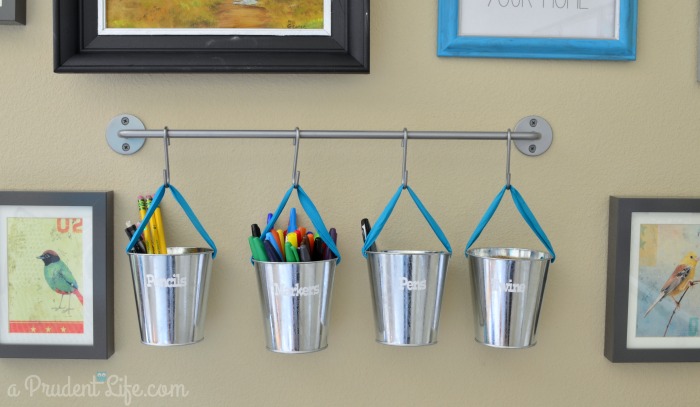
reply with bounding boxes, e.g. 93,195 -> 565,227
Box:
106,114 -> 553,157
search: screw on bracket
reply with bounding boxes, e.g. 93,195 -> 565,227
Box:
528,144 -> 536,153
121,117 -> 130,126
122,143 -> 131,152
529,118 -> 538,127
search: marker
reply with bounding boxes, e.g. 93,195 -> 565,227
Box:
299,242 -> 312,262
249,236 -> 269,262
286,232 -> 298,249
264,240 -> 282,262
361,218 -> 377,252
265,232 -> 283,259
137,196 -> 154,254
125,221 -> 147,254
276,229 -> 286,259
313,237 -> 324,261
288,208 -> 297,233
307,232 -> 315,254
285,241 -> 299,262
251,224 -> 261,238
266,213 -> 274,228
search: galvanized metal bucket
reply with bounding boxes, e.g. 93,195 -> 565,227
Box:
467,247 -> 551,348
128,247 -> 214,346
366,250 -> 450,346
254,259 -> 336,353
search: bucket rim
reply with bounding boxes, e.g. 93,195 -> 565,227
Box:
366,250 -> 451,256
127,247 -> 214,257
466,247 -> 552,261
253,258 -> 337,266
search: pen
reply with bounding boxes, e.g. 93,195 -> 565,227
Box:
361,218 -> 377,252
266,213 -> 273,228
251,224 -> 261,238
125,221 -> 147,254
264,240 -> 282,262
249,236 -> 269,262
137,196 -> 154,254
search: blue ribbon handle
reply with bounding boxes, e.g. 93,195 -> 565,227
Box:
258,184 -> 341,264
126,184 -> 218,258
362,185 -> 452,257
465,184 -> 555,262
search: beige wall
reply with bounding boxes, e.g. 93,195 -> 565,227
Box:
1,2 -> 699,406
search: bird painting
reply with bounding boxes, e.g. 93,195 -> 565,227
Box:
37,250 -> 83,312
644,251 -> 698,317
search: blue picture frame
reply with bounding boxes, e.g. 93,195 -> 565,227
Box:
437,0 -> 637,60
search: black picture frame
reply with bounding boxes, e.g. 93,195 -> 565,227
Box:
0,0 -> 26,25
53,0 -> 370,73
605,197 -> 700,363
0,191 -> 114,359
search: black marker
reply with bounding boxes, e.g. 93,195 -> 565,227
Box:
361,218 -> 377,252
251,223 -> 261,238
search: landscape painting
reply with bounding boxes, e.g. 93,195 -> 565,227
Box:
100,0 -> 329,35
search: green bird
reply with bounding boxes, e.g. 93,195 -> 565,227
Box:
37,250 -> 83,310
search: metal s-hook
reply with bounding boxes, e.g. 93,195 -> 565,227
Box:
401,128 -> 408,189
163,127 -> 171,187
505,128 -> 512,189
292,127 -> 301,188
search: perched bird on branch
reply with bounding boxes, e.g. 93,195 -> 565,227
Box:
644,251 -> 698,317
37,250 -> 83,311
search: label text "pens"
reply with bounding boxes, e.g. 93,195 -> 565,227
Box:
401,277 -> 426,291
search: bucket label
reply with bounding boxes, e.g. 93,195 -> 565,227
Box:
273,283 -> 320,297
505,279 -> 526,293
400,277 -> 426,291
145,274 -> 187,288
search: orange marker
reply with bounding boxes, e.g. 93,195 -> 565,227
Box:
276,229 -> 286,259
307,232 -> 315,254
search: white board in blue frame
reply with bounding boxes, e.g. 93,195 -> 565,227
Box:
437,0 -> 637,61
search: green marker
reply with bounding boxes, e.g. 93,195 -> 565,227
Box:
285,242 -> 299,262
249,236 -> 268,262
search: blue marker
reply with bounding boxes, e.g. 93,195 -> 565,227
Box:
288,207 -> 297,233
266,212 -> 273,228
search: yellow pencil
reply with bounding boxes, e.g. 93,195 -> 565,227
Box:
137,196 -> 154,254
150,195 -> 168,254
145,195 -> 162,254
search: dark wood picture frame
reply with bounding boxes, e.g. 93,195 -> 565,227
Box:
0,191 -> 114,359
53,0 -> 369,73
606,197 -> 700,363
0,0 -> 26,25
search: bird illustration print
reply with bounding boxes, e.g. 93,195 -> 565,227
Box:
37,250 -> 83,312
644,251 -> 698,317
